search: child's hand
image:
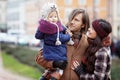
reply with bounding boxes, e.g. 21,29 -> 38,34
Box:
66,29 -> 73,37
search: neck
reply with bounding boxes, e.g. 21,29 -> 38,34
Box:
72,31 -> 82,40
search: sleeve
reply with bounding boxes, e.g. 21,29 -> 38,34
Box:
58,25 -> 71,43
59,33 -> 71,43
35,27 -> 45,40
79,48 -> 108,80
62,25 -> 67,34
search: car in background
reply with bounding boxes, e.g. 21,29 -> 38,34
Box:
6,34 -> 18,44
7,29 -> 25,35
17,35 -> 29,46
28,36 -> 40,47
0,32 -> 17,44
0,32 -> 7,43
0,30 -> 40,47
5,29 -> 25,44
17,35 -> 40,47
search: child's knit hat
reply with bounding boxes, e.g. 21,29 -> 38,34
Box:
40,3 -> 62,45
40,2 -> 59,20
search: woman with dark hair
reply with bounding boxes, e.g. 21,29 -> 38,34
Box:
71,19 -> 112,80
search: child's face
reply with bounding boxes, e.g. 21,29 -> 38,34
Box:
47,11 -> 58,23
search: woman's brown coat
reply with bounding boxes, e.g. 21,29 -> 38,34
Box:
61,34 -> 89,80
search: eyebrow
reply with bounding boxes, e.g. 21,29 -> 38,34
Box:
74,17 -> 80,21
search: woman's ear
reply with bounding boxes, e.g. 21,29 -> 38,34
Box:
81,24 -> 85,28
102,35 -> 111,46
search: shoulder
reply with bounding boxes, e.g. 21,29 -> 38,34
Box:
95,47 -> 111,58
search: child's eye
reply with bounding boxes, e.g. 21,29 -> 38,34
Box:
53,16 -> 57,18
49,16 -> 53,18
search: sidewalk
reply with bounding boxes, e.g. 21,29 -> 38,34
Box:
0,68 -> 34,80
0,51 -> 34,80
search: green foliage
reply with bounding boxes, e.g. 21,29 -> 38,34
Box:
1,44 -> 16,54
2,52 -> 41,80
1,43 -> 44,72
2,43 -> 120,79
111,59 -> 120,80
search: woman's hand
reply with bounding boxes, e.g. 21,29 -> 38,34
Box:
71,60 -> 80,70
71,60 -> 85,76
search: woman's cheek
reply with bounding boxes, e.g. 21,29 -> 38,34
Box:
86,31 -> 90,37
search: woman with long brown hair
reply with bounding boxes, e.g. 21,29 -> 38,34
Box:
72,19 -> 112,80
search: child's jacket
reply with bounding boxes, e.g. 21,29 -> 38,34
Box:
35,19 -> 70,61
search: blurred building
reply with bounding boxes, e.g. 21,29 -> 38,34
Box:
25,0 -> 40,35
5,0 -> 120,37
54,0 -> 120,38
25,0 -> 57,35
112,0 -> 120,38
6,0 -> 26,34
0,0 -> 7,32
56,0 -> 108,24
25,0 -> 108,35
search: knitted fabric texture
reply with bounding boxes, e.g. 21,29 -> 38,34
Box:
39,19 -> 63,45
92,20 -> 108,39
40,3 -> 59,20
39,19 -> 63,34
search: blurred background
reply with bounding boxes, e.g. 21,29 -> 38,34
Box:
0,0 -> 120,80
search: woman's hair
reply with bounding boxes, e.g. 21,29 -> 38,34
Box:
92,19 -> 112,40
82,19 -> 112,73
67,9 -> 90,34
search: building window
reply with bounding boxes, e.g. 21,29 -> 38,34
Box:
78,0 -> 86,5
7,12 -> 19,21
7,1 -> 20,8
117,0 -> 120,16
95,0 -> 100,6
0,5 -> 1,9
65,8 -> 73,22
117,25 -> 120,37
64,0 -> 72,5
0,15 -> 1,22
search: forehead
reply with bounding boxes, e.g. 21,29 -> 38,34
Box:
73,13 -> 82,19
49,11 -> 57,15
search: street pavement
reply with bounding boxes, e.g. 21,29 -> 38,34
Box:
0,51 -> 34,80
0,68 -> 34,80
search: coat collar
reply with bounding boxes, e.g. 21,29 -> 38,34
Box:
39,19 -> 63,34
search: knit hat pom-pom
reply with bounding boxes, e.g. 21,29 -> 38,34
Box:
67,38 -> 74,45
40,3 -> 58,20
55,38 -> 61,45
